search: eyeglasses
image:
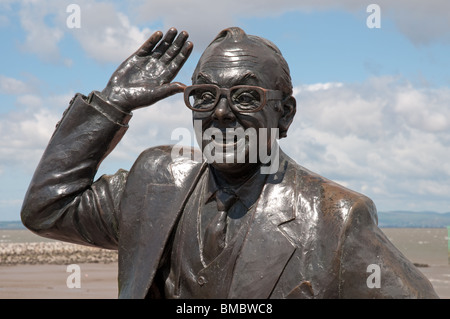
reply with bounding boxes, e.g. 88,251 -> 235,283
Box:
184,84 -> 283,113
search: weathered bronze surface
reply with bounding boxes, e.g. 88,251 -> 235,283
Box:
21,27 -> 438,298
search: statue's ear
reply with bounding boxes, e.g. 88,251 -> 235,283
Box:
278,96 -> 296,138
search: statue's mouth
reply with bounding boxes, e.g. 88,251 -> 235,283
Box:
212,134 -> 239,146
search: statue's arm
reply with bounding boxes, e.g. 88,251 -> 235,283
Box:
20,92 -> 131,249
337,198 -> 439,298
21,29 -> 192,249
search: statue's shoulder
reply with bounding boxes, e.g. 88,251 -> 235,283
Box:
129,145 -> 204,185
283,152 -> 377,226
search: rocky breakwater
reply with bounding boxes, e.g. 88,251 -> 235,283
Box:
0,242 -> 118,265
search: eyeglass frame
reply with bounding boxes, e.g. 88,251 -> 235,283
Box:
183,84 -> 284,113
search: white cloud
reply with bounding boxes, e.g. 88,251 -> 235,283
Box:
18,1 -> 65,62
16,94 -> 43,108
14,0 -> 450,65
15,0 -> 152,63
0,92 -> 73,172
133,0 -> 450,48
380,0 -> 450,45
394,87 -> 450,132
280,76 -> 450,212
68,2 -> 153,63
0,76 -> 32,94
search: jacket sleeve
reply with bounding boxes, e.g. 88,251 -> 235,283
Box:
21,92 -> 132,250
337,197 -> 439,298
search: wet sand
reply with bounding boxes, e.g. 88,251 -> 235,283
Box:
0,230 -> 119,298
1,262 -> 448,299
0,228 -> 448,299
0,263 -> 118,299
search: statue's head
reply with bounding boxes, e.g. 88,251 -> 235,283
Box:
185,27 -> 296,175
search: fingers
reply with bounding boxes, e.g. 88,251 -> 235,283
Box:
135,31 -> 164,57
151,27 -> 179,59
145,28 -> 192,79
159,30 -> 189,64
137,28 -> 191,65
167,40 -> 193,76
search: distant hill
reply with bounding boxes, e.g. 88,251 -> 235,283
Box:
1,211 -> 450,229
0,221 -> 25,230
378,211 -> 450,228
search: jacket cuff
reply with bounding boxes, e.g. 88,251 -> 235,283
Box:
86,91 -> 132,126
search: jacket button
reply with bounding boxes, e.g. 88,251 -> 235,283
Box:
197,276 -> 207,286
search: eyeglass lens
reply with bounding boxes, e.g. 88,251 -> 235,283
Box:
187,86 -> 263,111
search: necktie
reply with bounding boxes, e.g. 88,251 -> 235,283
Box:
203,188 -> 238,264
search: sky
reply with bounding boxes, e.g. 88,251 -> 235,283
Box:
1,0 -> 450,221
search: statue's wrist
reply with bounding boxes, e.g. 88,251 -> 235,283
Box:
87,91 -> 132,125
99,87 -> 130,113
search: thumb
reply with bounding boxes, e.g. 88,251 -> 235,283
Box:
153,82 -> 186,100
134,82 -> 187,109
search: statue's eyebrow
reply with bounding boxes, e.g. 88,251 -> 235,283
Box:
196,72 -> 215,84
237,72 -> 258,85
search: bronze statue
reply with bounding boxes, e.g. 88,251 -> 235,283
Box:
21,27 -> 438,298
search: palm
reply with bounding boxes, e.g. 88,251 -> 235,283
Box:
126,56 -> 173,86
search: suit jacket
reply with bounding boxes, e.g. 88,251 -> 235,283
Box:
21,92 -> 438,299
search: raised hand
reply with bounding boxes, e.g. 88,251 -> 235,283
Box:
101,28 -> 193,112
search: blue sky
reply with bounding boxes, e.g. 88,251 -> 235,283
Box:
1,0 -> 450,221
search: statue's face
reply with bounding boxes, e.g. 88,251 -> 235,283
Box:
192,40 -> 284,174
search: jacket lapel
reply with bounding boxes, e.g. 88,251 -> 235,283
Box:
118,149 -> 206,298
228,152 -> 297,298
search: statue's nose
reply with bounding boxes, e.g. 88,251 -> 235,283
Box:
212,97 -> 236,126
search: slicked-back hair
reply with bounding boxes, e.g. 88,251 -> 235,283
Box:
194,27 -> 293,98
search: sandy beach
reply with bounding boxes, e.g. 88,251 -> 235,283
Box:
0,228 -> 449,299
0,262 -> 118,299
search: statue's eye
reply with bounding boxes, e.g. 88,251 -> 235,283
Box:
200,92 -> 215,103
190,89 -> 216,109
232,89 -> 261,109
